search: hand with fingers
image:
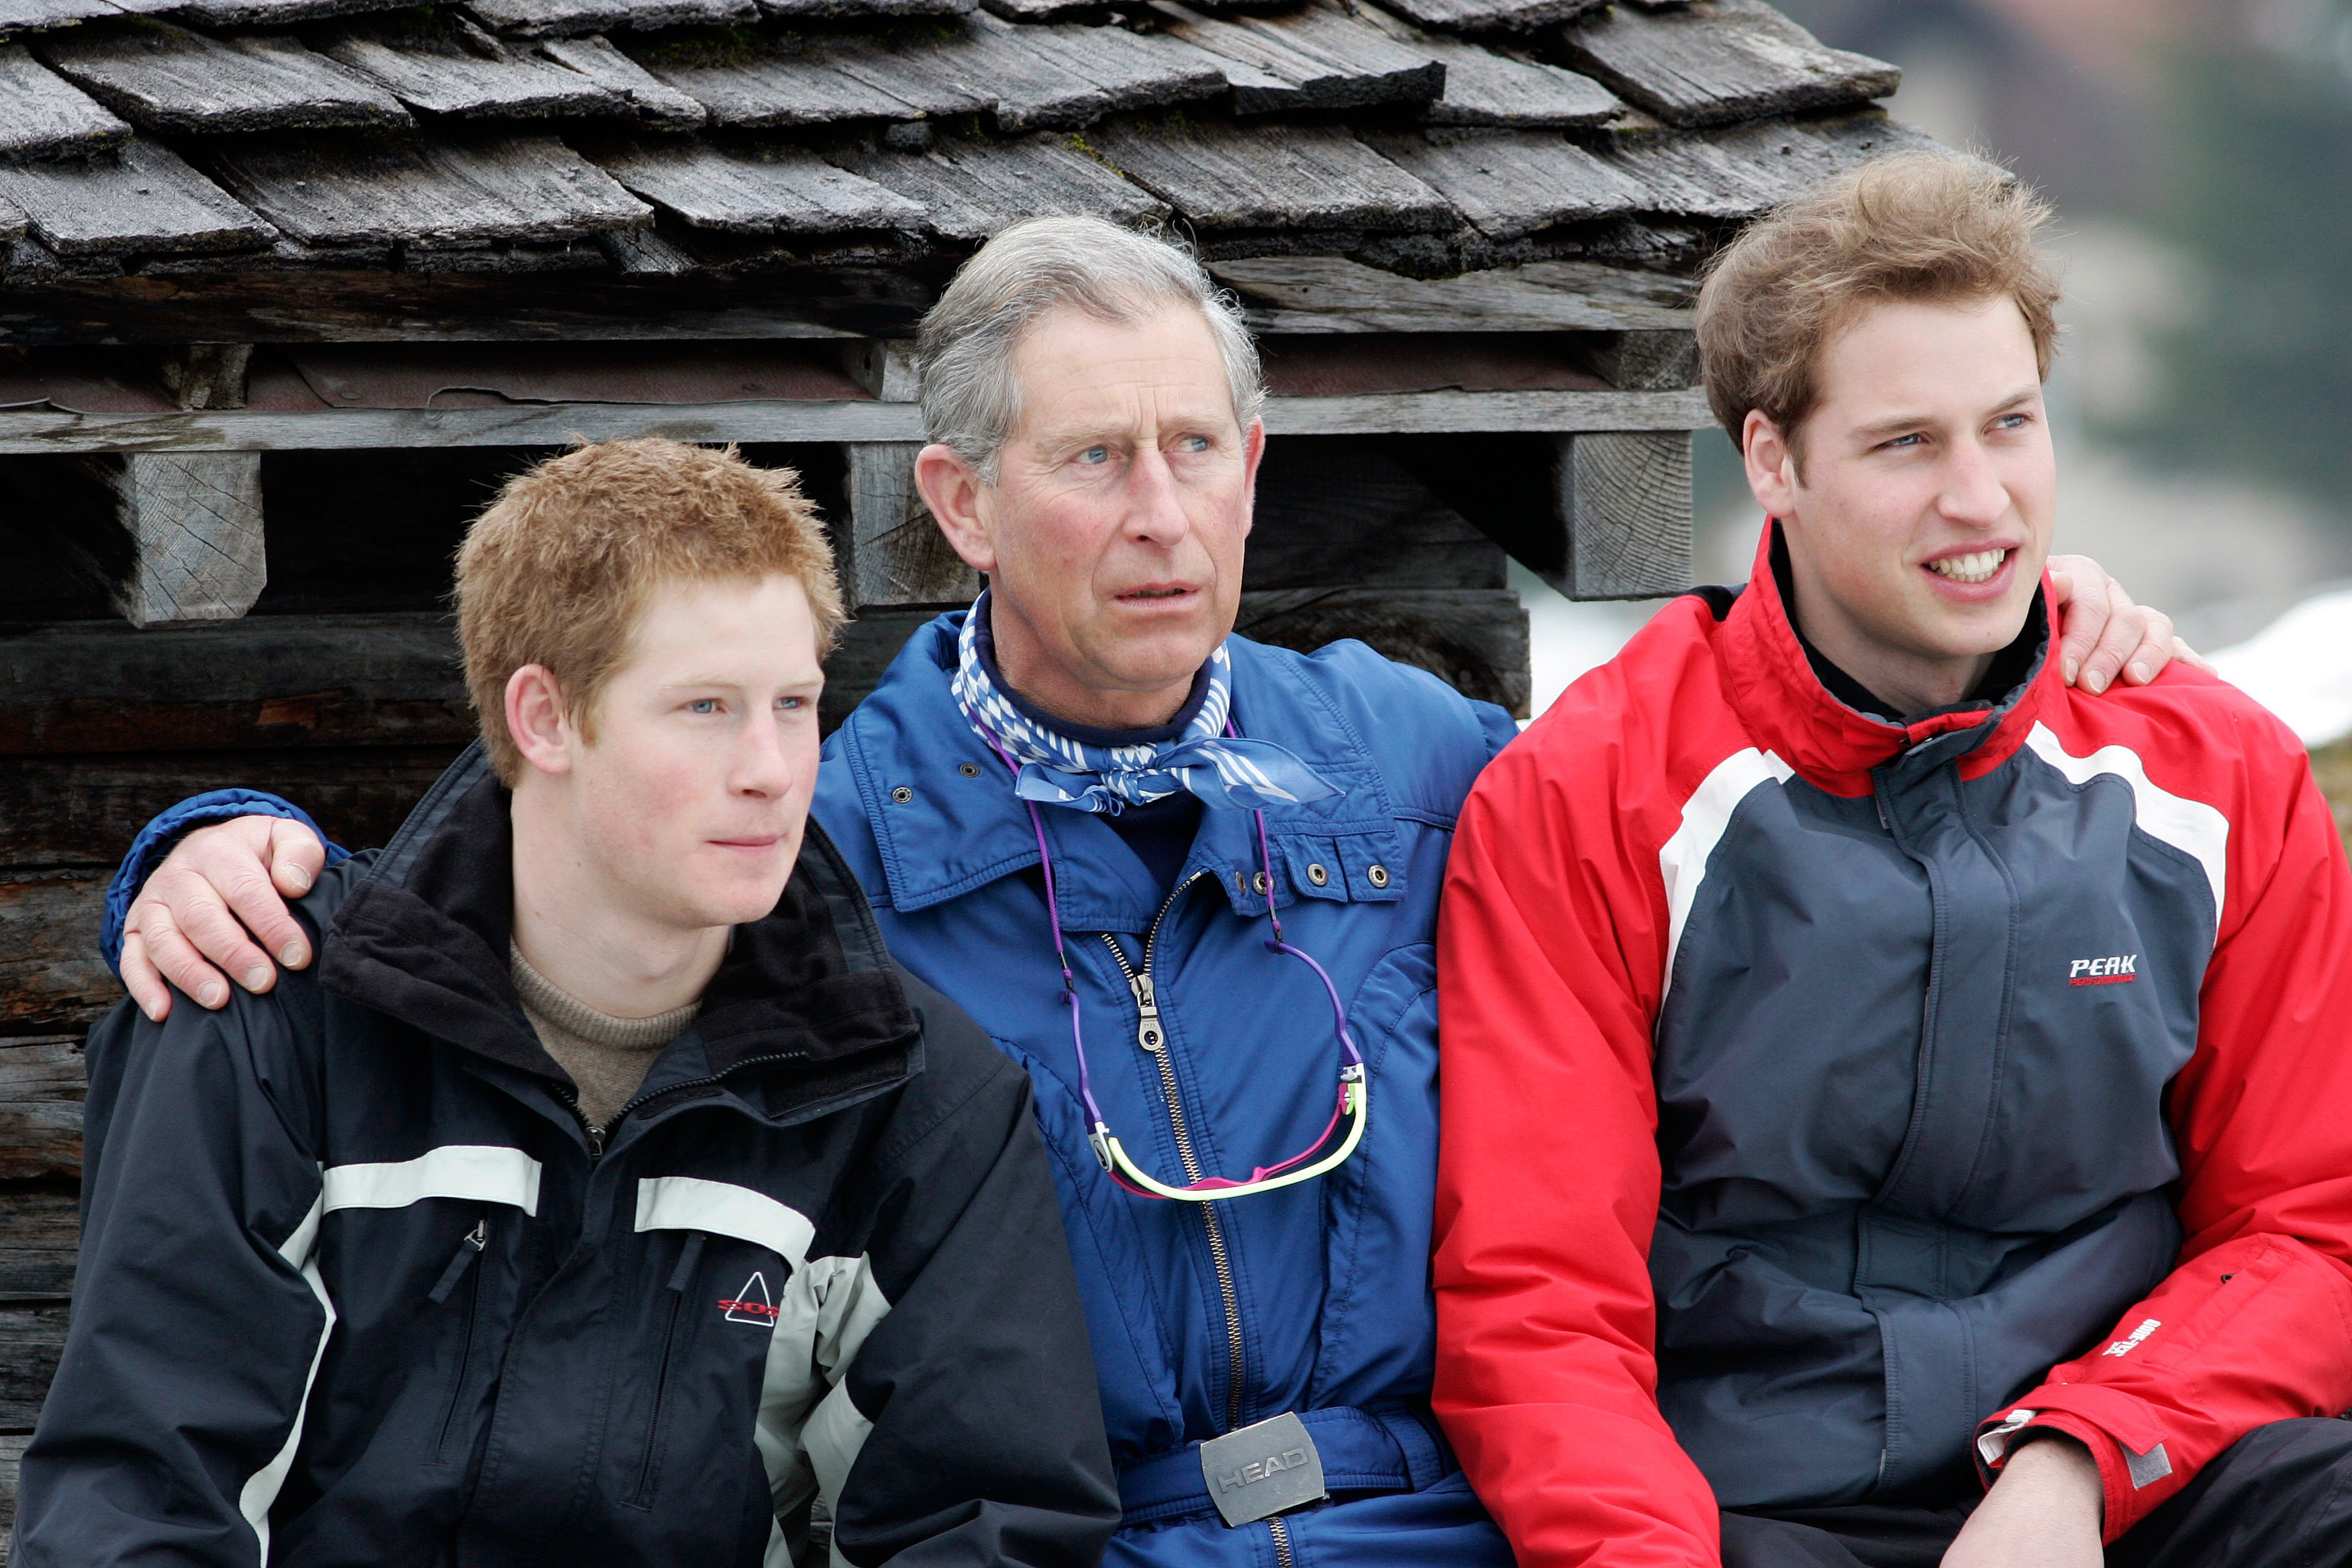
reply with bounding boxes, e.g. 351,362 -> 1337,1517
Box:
121,816 -> 328,1023
2047,553 -> 2210,693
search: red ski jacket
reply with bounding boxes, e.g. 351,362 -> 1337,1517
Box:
1434,526 -> 2352,1565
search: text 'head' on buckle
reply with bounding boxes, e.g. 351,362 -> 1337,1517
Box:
1199,1412 -> 1328,1527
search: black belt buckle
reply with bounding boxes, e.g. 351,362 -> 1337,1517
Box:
1199,1412 -> 1328,1527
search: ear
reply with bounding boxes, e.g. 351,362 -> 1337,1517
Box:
505,664 -> 575,777
916,442 -> 997,575
1742,410 -> 1802,522
1236,418 -> 1265,540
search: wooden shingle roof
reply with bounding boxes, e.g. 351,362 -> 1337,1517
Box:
0,0 -> 1922,332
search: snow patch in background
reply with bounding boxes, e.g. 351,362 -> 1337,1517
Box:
2211,586 -> 2352,748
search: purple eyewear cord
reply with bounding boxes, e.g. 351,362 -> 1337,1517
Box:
975,719 -> 1365,1196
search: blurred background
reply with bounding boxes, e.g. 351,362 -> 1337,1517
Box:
1524,0 -> 2352,815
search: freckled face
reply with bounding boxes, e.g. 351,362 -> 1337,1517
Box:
565,573 -> 825,932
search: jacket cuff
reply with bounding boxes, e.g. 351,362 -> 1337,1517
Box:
101,791 -> 348,973
1974,1389 -> 2176,1542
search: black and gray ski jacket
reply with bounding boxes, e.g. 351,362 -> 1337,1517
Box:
15,748 -> 1119,1567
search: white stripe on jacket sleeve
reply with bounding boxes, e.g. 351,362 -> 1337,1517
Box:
236,1190 -> 336,1565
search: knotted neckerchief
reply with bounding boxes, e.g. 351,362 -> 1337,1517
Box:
951,592 -> 1339,814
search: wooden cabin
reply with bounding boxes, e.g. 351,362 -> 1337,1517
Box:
0,0 -> 1913,1534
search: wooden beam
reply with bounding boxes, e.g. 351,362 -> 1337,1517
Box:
0,385 -> 1713,454
0,877 -> 114,1034
838,442 -> 979,610
0,1036 -> 79,1181
2,451 -> 268,626
0,1189 -> 78,1300
1558,431 -> 1692,599
1393,428 -> 1694,601
0,1305 -> 66,1428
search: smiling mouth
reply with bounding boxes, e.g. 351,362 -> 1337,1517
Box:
1926,548 -> 2009,586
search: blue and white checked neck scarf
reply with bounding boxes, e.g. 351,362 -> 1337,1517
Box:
951,593 -> 1339,815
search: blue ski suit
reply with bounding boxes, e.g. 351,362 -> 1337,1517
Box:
814,614 -> 1521,1568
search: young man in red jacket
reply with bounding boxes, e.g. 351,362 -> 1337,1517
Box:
1435,153 -> 2352,1568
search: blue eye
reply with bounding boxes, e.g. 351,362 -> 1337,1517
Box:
688,699 -> 719,714
1177,435 -> 1210,452
1079,446 -> 1110,464
777,695 -> 804,712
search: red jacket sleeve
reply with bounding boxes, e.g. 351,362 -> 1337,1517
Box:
1432,652 -> 1724,1567
1978,689 -> 2352,1540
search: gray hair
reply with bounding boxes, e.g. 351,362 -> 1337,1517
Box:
914,216 -> 1267,481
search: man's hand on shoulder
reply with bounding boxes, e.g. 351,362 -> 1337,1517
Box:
1940,1434 -> 2104,1568
123,816 -> 324,1023
2047,554 -> 2210,694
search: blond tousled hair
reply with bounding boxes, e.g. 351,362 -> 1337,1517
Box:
1696,152 -> 2061,467
456,438 -> 846,785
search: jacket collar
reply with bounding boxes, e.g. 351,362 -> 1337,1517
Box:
834,613 -> 1398,932
320,743 -> 921,1111
1716,522 -> 2058,795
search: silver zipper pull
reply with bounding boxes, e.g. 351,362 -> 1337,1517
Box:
1130,972 -> 1165,1052
467,1219 -> 487,1251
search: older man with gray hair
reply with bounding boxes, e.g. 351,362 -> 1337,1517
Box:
110,213 -> 2186,1568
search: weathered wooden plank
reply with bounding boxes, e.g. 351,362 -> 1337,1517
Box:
0,140 -> 271,258
1366,0 -> 1602,37
471,0 -> 758,34
0,748 -> 467,871
0,42 -> 129,158
1087,119 -> 1451,232
0,1430 -> 31,1552
0,1304 -> 69,1428
0,1038 -> 83,1183
205,131 -> 651,247
0,878 -> 112,1033
1365,128 -> 1641,238
35,20 -> 410,134
1152,0 -> 1440,113
1559,0 -> 1898,128
838,442 -> 976,609
588,137 -> 926,235
1395,30 -> 1621,126
6,451 -> 266,626
1557,428 -> 1691,597
320,10 -> 625,118
0,1189 -> 80,1299
1602,109 -> 1940,220
976,14 -> 1226,115
0,611 -> 466,756
1238,586 -> 1528,715
1393,427 -> 1691,600
1212,254 -> 1692,334
0,0 -> 115,36
806,32 -> 994,119
166,0 -> 420,22
628,31 -> 927,128
836,132 -> 1167,243
0,383 -> 1710,452
1584,326 -> 1697,390
529,36 -> 709,128
885,17 -> 1109,130
759,0 -> 971,17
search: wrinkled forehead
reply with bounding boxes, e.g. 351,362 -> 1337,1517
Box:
1005,299 -> 1239,437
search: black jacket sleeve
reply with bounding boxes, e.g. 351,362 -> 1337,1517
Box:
820,971 -> 1118,1568
14,980 -> 329,1567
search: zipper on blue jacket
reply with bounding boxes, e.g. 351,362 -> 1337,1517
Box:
430,1216 -> 489,1465
1098,871 -> 1251,1432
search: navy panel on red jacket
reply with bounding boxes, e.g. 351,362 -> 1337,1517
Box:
1433,525 -> 2352,1564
